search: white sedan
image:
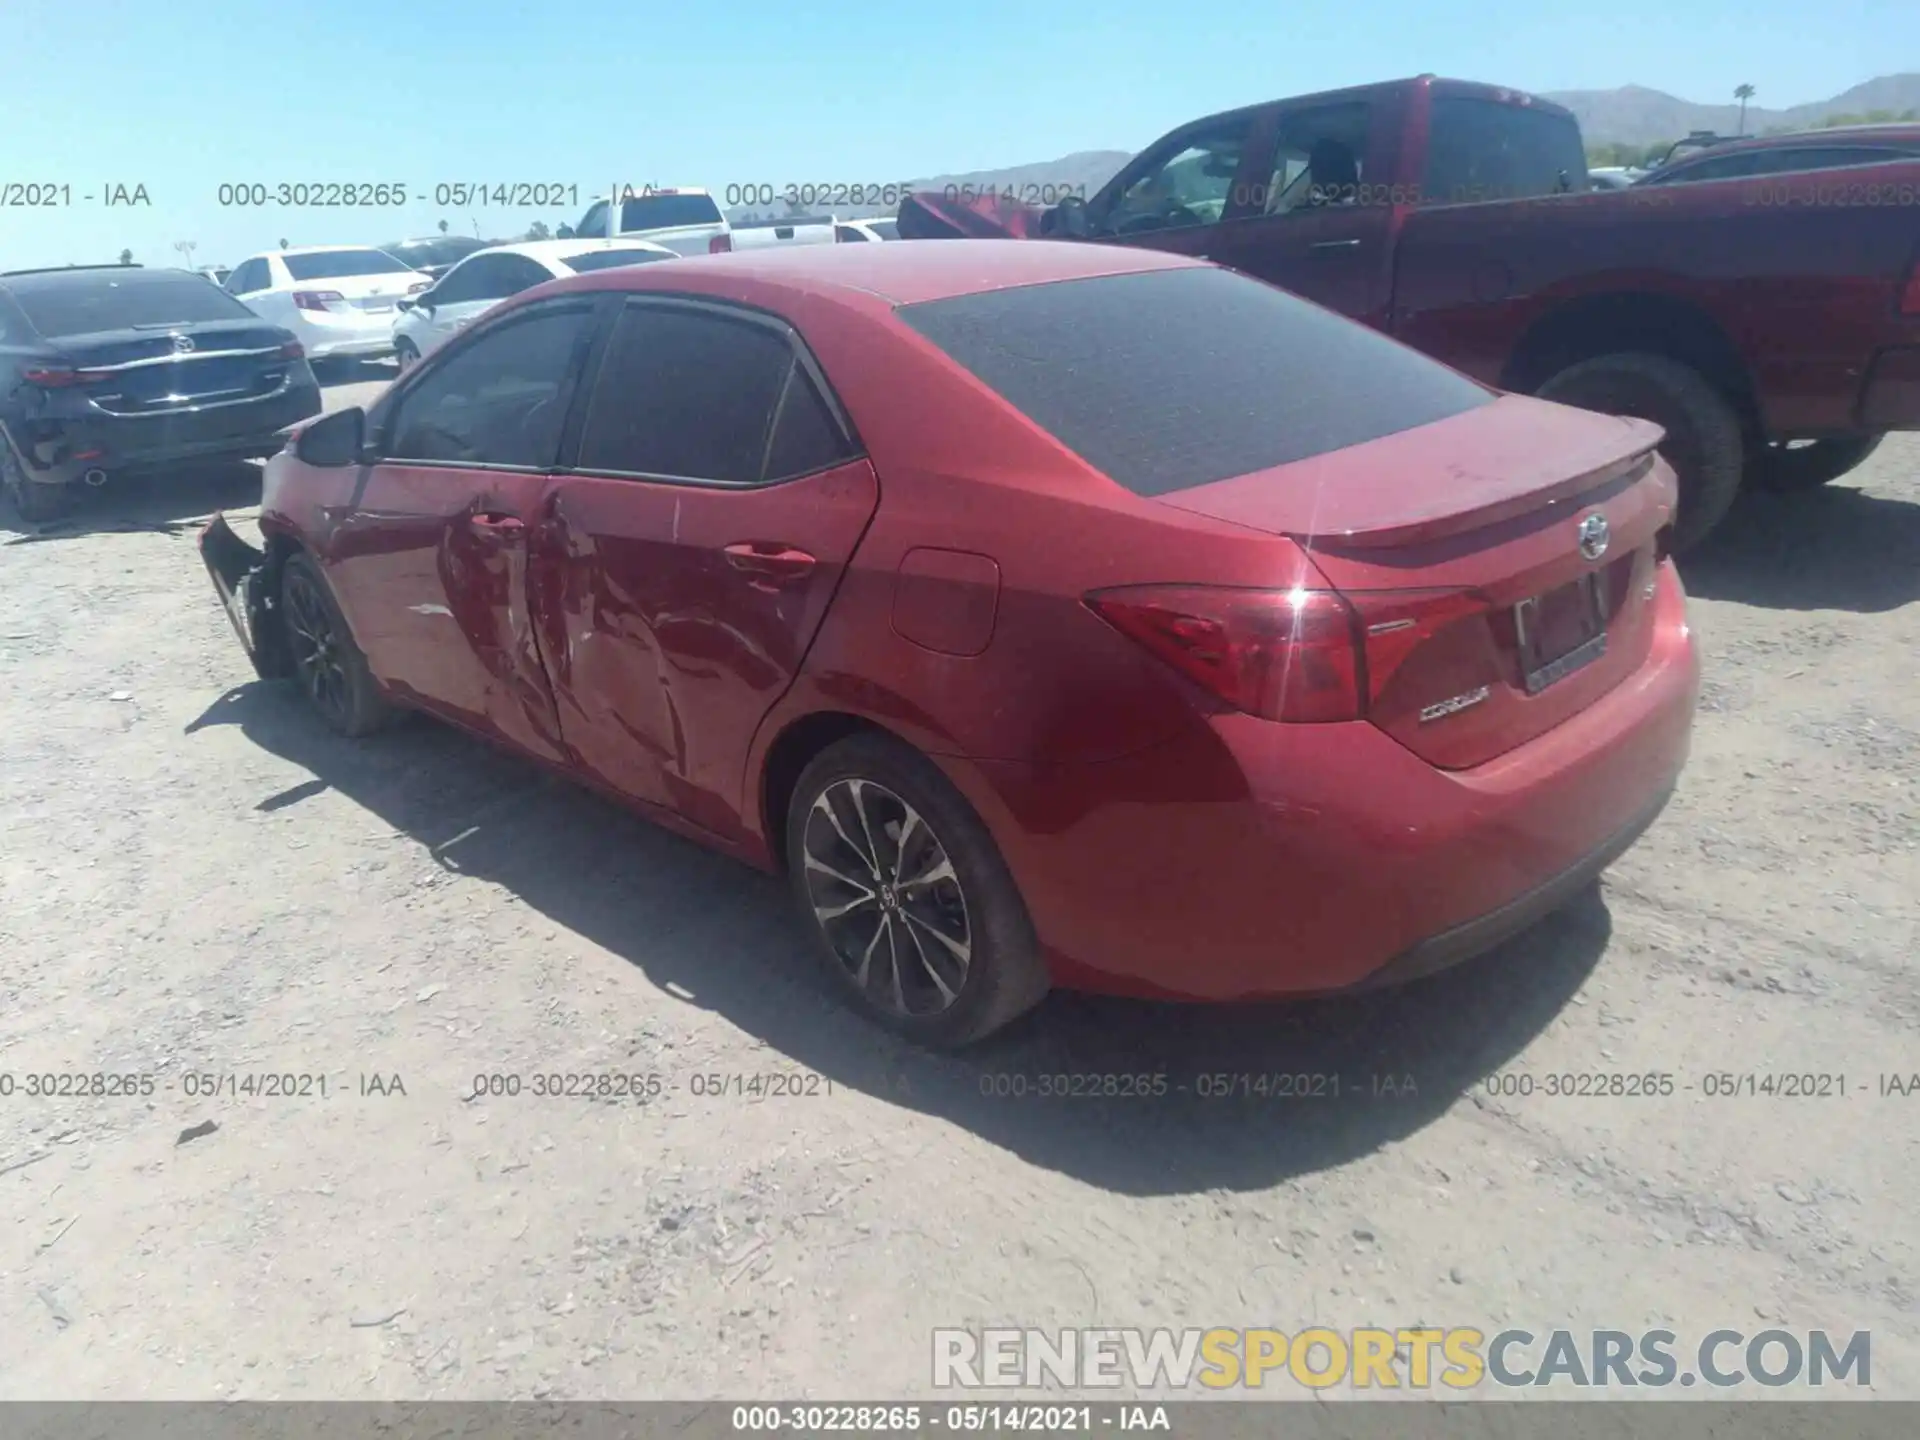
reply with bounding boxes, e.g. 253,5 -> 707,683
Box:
391,239 -> 678,370
225,246 -> 428,361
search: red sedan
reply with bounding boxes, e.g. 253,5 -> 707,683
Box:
201,240 -> 1698,1047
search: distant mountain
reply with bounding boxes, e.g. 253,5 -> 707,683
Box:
1543,74 -> 1920,147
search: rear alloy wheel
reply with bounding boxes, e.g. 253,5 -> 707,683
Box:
280,551 -> 393,737
1535,352 -> 1744,553
1746,434 -> 1884,492
787,733 -> 1048,1048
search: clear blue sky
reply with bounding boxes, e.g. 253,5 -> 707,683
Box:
1,0 -> 1908,271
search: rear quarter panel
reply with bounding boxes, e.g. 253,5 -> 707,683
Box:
1389,161 -> 1920,432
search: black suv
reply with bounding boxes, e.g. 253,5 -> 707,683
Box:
0,264 -> 322,522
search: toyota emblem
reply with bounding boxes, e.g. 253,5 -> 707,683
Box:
1577,512 -> 1610,561
171,334 -> 196,354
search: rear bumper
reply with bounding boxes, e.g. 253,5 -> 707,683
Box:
936,561 -> 1699,1002
9,380 -> 321,486
288,307 -> 399,359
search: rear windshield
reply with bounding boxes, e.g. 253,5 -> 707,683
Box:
898,266 -> 1491,496
617,193 -> 724,231
1423,97 -> 1589,204
282,249 -> 413,280
559,247 -> 674,273
7,271 -> 254,336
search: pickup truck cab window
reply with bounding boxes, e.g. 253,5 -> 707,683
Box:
1423,96 -> 1588,204
1096,118 -> 1255,237
1258,102 -> 1374,213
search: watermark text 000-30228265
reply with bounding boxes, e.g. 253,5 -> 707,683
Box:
932,1326 -> 1872,1392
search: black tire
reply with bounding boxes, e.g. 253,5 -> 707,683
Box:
279,550 -> 394,738
1746,434 -> 1884,492
1535,352 -> 1744,552
785,732 -> 1049,1048
394,338 -> 421,374
0,436 -> 72,524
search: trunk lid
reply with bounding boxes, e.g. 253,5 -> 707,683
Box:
53,320 -> 300,414
1154,395 -> 1675,768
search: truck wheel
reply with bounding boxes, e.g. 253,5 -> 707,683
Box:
1,439 -> 71,525
786,732 -> 1049,1049
280,550 -> 394,738
1746,434 -> 1884,492
1535,353 -> 1744,552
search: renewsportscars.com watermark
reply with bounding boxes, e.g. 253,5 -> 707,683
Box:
932,1327 -> 1871,1391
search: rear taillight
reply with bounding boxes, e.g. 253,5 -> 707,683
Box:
1901,259 -> 1920,315
22,365 -> 101,388
709,233 -> 733,254
291,290 -> 344,311
278,340 -> 306,360
1085,585 -> 1365,723
1343,589 -> 1493,709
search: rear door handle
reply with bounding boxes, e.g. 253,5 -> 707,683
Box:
723,542 -> 817,583
1310,238 -> 1363,251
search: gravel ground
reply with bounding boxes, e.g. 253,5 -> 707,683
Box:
1,380 -> 1915,1400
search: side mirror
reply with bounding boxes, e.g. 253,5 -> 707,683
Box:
294,407 -> 366,468
396,297 -> 415,312
1045,194 -> 1091,239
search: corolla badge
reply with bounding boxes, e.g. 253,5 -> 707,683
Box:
1577,511 -> 1610,561
171,334 -> 196,354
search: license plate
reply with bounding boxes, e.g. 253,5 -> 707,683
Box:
1515,573 -> 1608,694
356,297 -> 395,312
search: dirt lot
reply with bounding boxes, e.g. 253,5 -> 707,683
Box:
1,372 -> 1915,1400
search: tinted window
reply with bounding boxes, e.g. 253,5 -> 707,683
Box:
616,193 -> 725,231
384,304 -> 593,468
575,201 -> 609,238
282,249 -> 412,281
1741,145 -> 1914,176
1423,98 -> 1588,204
6,271 -> 255,336
559,247 -> 673,274
1098,118 -> 1254,236
867,219 -> 899,240
899,266 -> 1491,497
578,304 -> 814,483
765,365 -> 852,479
1647,152 -> 1759,183
431,254 -> 532,304
835,225 -> 871,243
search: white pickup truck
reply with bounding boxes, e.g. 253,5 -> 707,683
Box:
724,215 -> 840,251
572,187 -> 732,257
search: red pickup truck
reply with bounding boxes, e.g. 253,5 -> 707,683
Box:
904,76 -> 1920,548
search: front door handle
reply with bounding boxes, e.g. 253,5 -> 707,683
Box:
723,542 -> 817,584
1310,238 -> 1362,252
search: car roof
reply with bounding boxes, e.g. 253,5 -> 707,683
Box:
0,265 -> 195,293
267,244 -> 403,257
471,238 -> 679,264
545,238 -> 1201,307
1667,123 -> 1920,160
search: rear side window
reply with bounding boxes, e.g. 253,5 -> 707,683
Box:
577,303 -> 852,484
282,249 -> 412,280
6,272 -> 254,336
898,266 -> 1491,497
1423,98 -> 1588,204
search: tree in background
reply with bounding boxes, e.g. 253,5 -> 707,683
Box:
525,221 -> 551,241
118,249 -> 133,265
555,222 -> 575,239
438,218 -> 450,234
1735,84 -> 1755,136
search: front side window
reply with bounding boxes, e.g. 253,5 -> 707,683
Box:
576,302 -> 851,484
383,304 -> 594,468
1098,118 -> 1254,236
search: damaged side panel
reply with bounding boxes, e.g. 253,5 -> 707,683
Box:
199,513 -> 294,680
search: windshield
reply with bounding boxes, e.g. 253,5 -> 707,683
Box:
385,237 -> 487,268
7,270 -> 255,335
281,248 -> 413,280
615,193 -> 725,231
900,266 -> 1491,496
558,247 -> 674,273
